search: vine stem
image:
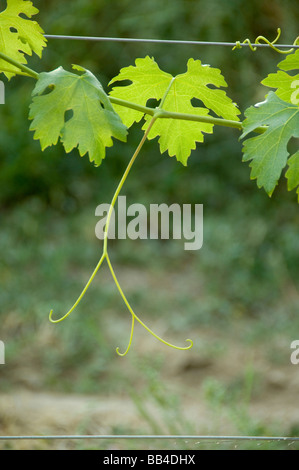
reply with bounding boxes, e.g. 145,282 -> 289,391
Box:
0,52 -> 39,80
109,96 -> 267,134
102,116 -> 158,253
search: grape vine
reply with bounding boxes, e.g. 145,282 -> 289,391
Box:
1,0 -> 298,355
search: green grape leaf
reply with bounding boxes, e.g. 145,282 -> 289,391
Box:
109,56 -> 240,165
285,151 -> 299,202
261,49 -> 299,104
29,65 -> 128,166
145,101 -> 213,166
241,92 -> 299,197
275,49 -> 299,71
109,56 -> 173,128
0,0 -> 46,79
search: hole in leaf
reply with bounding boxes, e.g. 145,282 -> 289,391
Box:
110,79 -> 131,89
64,109 -> 74,123
147,98 -> 159,108
18,13 -> 29,20
288,136 -> 299,154
191,97 -> 205,108
40,85 -> 55,96
9,27 -> 18,33
73,67 -> 85,76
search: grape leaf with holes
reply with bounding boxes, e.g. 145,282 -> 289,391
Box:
109,56 -> 240,165
261,49 -> 299,104
241,92 -> 299,197
0,0 -> 46,79
29,65 -> 128,165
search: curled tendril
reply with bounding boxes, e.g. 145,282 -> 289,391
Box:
116,316 -> 135,356
116,313 -> 193,357
49,252 -> 193,356
48,114 -> 194,356
116,316 -> 193,356
49,253 -> 106,323
105,253 -> 193,356
233,28 -> 299,54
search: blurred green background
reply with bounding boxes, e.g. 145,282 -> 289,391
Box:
0,0 -> 299,448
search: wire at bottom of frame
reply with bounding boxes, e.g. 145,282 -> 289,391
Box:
0,434 -> 299,441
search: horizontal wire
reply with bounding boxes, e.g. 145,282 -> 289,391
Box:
0,434 -> 299,441
43,35 -> 299,49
